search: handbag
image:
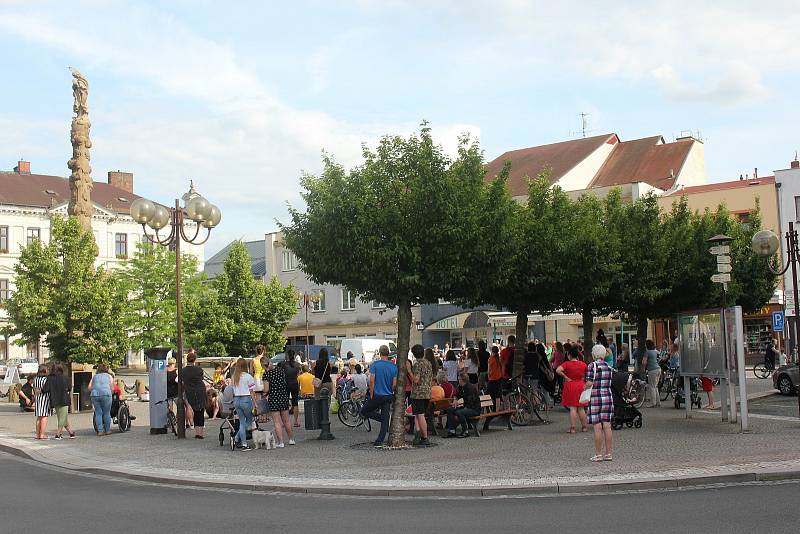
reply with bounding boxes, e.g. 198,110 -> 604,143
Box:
312,362 -> 329,388
579,361 -> 597,404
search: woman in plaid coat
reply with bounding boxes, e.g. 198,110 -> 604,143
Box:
584,344 -> 614,462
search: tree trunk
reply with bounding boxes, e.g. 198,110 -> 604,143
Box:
514,309 -> 528,377
636,316 -> 648,348
388,299 -> 412,448
582,307 -> 593,362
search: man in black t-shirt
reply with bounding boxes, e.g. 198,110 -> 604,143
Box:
19,376 -> 35,412
477,339 -> 490,390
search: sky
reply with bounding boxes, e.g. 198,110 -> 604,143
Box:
1,0 -> 799,259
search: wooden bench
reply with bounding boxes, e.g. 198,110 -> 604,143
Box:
465,395 -> 515,437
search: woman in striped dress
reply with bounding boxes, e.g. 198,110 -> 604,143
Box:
584,344 -> 614,462
33,364 -> 51,440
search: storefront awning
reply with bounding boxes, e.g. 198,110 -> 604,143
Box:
425,311 -> 489,331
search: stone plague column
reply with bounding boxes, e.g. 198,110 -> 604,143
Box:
67,68 -> 93,233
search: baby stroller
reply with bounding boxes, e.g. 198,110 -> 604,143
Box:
611,371 -> 643,430
674,376 -> 703,410
217,386 -> 265,450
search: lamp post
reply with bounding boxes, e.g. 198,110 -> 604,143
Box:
300,290 -> 321,363
129,185 -> 221,439
752,224 -> 800,417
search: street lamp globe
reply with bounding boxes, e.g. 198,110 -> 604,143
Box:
202,204 -> 222,228
751,229 -> 779,257
130,198 -> 155,224
186,196 -> 212,222
149,205 -> 171,230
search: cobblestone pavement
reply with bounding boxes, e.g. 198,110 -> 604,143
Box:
1,391 -> 799,489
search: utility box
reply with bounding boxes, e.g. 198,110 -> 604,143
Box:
304,398 -> 321,430
69,363 -> 95,413
145,347 -> 171,435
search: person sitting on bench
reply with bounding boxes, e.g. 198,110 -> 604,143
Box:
444,372 -> 481,438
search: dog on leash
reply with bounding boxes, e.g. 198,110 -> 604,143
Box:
252,430 -> 276,450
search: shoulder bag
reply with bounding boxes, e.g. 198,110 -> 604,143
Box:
312,362 -> 328,388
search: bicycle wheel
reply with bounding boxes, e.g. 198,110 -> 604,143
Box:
337,400 -> 363,428
509,392 -> 534,426
753,363 -> 770,379
631,381 -> 646,409
531,389 -> 549,423
659,378 -> 672,402
118,405 -> 131,432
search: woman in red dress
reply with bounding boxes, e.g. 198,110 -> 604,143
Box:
556,345 -> 589,433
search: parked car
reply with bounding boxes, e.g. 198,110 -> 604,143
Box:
282,344 -> 337,364
773,364 -> 799,395
7,358 -> 39,377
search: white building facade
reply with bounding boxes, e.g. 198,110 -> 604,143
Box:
0,161 -> 204,365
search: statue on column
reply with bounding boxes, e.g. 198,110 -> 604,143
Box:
67,67 -> 93,234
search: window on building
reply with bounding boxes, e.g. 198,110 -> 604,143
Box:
26,342 -> 39,360
0,279 -> 8,302
115,233 -> 128,258
0,226 -> 8,253
736,212 -> 752,230
341,289 -> 357,311
26,228 -> 40,246
312,290 -> 326,312
0,337 -> 7,361
282,250 -> 299,271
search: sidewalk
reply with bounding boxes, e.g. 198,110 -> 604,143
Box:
1,397 -> 799,496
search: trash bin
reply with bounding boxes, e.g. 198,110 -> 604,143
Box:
304,398 -> 320,430
145,347 -> 171,435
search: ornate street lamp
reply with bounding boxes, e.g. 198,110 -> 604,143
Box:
129,184 -> 221,439
300,290 -> 322,363
752,224 -> 800,415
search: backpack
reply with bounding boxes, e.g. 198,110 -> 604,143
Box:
538,356 -> 555,383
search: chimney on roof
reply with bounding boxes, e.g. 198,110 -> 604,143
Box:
107,170 -> 133,193
754,167 -> 758,179
792,152 -> 799,169
739,174 -> 744,180
13,160 -> 30,174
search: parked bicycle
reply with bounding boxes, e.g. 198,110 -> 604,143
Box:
337,390 -> 371,431
659,367 -> 680,401
506,374 -> 549,426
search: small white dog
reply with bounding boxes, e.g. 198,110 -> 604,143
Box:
252,429 -> 276,450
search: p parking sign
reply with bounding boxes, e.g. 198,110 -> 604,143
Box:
772,311 -> 785,332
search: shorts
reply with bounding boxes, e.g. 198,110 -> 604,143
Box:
287,384 -> 299,407
411,398 -> 430,415
55,405 -> 69,427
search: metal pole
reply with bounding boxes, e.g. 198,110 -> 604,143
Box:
305,296 -> 310,363
790,222 -> 800,417
174,199 -> 186,439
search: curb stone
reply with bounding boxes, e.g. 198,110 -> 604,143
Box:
2,438 -> 800,498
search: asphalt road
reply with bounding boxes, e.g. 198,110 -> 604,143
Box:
749,394 -> 799,418
1,452 -> 798,533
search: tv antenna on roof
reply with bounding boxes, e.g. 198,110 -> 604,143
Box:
570,112 -> 594,138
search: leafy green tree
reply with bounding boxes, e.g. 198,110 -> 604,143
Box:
561,189 -> 624,350
186,241 -> 297,357
282,124 -> 489,447
3,216 -> 130,366
119,241 -> 204,353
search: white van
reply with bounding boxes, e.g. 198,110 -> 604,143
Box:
339,338 -> 397,364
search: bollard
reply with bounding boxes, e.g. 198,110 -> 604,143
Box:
317,386 -> 335,441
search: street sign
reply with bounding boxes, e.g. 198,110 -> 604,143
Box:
717,263 -> 733,273
711,273 -> 731,283
716,255 -> 732,264
773,311 -> 785,332
709,245 -> 730,255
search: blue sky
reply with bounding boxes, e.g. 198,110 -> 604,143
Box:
1,0 -> 799,258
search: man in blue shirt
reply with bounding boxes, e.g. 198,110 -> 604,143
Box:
361,345 -> 397,446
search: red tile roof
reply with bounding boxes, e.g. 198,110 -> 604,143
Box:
665,176 -> 775,196
484,133 -> 618,196
0,172 -> 142,214
588,136 -> 693,190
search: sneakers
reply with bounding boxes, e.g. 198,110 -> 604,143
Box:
417,438 -> 431,447
372,440 -> 383,447
68,432 -> 76,439
444,432 -> 457,438
288,439 -> 296,446
276,442 -> 285,448
237,443 -> 253,451
54,434 -> 63,441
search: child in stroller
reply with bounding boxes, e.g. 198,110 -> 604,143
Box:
217,380 -> 265,450
611,370 -> 643,430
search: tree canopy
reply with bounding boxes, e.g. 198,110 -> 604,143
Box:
3,216 -> 129,366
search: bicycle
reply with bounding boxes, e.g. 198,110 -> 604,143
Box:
506,374 -> 549,426
753,360 -> 775,379
659,367 -> 680,402
337,391 -> 371,431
